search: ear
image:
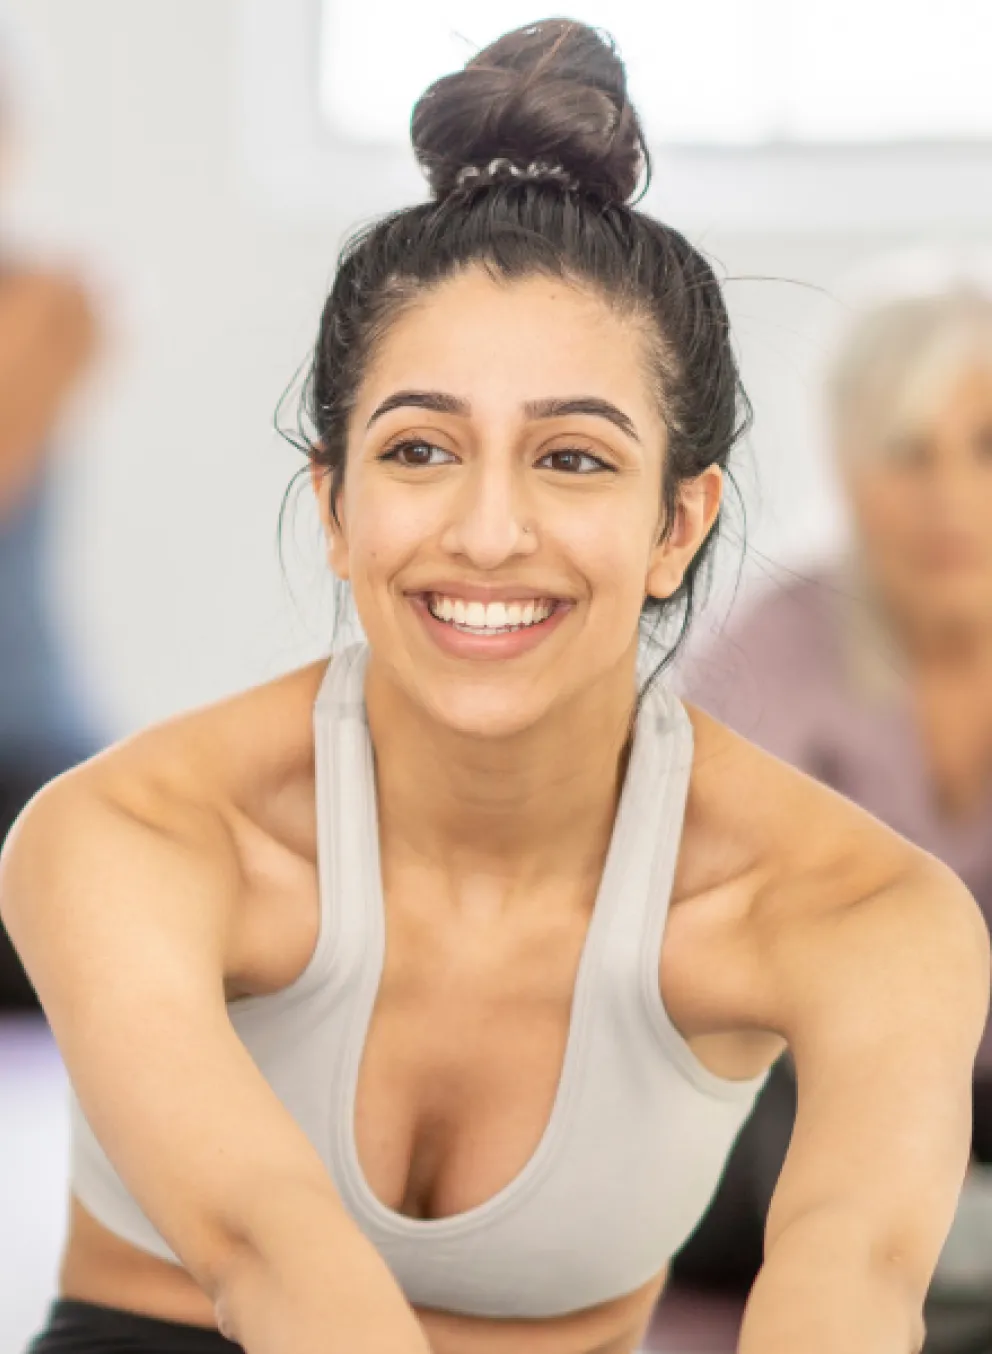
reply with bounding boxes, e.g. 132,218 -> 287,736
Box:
645,465 -> 723,600
310,462 -> 350,582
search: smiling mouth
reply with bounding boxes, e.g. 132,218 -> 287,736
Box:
424,593 -> 561,635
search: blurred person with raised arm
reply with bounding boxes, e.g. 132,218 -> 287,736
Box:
0,44 -> 101,1009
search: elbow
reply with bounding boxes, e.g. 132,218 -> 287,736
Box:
194,1175 -> 354,1301
877,1252 -> 927,1354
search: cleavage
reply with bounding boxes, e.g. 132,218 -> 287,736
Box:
352,898 -> 590,1222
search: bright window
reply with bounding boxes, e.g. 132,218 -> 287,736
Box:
318,0 -> 992,147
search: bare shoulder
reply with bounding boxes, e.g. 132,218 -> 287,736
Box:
676,698 -> 914,902
0,721 -> 237,918
5,657 -> 323,844
0,660 -> 330,1000
669,701 -> 990,1048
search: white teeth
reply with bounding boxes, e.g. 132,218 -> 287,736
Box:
427,594 -> 557,632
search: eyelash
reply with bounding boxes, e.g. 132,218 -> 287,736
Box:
378,440 -> 455,468
378,440 -> 614,474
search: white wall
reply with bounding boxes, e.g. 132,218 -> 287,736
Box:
2,0 -> 989,733
5,0 -> 341,733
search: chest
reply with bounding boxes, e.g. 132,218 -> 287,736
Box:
232,653 -> 778,1236
350,865 -> 776,1224
353,886 -> 590,1220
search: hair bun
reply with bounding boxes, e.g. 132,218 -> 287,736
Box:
411,19 -> 647,205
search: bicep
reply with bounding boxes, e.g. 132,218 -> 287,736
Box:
763,860 -> 990,1287
0,782 -> 340,1291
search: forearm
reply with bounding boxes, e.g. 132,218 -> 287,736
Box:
738,1211 -> 925,1354
210,1193 -> 432,1354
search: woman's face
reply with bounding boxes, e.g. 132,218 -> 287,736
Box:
316,268 -> 721,737
842,364 -> 992,638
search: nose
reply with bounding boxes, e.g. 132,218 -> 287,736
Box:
439,457 -> 538,568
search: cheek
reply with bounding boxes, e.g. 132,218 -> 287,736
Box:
557,493 -> 659,598
850,476 -> 922,551
342,475 -> 434,577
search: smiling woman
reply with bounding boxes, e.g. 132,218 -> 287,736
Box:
2,16 -> 989,1354
309,258 -> 725,737
299,39 -> 751,698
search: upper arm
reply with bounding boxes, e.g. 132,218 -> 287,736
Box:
0,775 -> 342,1293
756,853 -> 990,1294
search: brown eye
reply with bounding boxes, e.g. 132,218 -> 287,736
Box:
380,440 -> 456,467
539,448 -> 611,474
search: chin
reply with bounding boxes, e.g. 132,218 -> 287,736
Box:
416,673 -> 557,741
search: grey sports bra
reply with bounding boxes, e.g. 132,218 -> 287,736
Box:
68,643 -> 770,1318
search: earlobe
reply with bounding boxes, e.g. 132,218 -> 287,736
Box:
310,463 -> 332,531
328,525 -> 350,582
326,499 -> 351,582
645,469 -> 721,600
311,465 -> 350,580
645,562 -> 680,602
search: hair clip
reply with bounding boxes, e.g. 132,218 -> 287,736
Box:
453,158 -> 578,191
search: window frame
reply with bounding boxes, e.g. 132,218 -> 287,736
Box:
237,0 -> 992,233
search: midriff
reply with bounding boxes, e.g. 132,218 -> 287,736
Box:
60,1197 -> 668,1354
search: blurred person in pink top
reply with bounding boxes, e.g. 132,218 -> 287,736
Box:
674,251 -> 992,1296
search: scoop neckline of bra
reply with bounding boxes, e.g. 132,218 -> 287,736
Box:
335,649 -> 657,1236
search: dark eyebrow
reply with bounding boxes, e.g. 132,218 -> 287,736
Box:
365,389 -> 640,444
366,389 -> 470,428
523,397 -> 641,444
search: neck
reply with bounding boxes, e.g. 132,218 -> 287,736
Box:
363,656 -> 639,894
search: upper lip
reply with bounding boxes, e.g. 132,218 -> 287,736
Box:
408,583 -> 571,603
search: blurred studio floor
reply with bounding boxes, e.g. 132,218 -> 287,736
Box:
0,1016 -> 742,1352
1,1017 -> 71,1349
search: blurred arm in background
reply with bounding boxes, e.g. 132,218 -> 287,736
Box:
0,265 -> 103,1012
0,267 -> 97,520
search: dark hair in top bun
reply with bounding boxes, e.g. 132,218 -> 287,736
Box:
295,18 -> 750,684
411,19 -> 648,204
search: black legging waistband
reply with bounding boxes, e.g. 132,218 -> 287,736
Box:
27,1299 -> 243,1353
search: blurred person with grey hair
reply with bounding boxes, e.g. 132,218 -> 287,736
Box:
673,251 -> 992,1313
0,26 -> 102,1009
